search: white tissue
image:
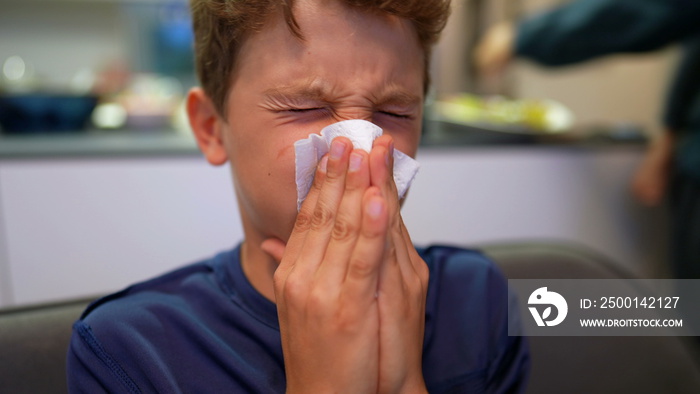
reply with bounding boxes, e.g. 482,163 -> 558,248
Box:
294,119 -> 420,210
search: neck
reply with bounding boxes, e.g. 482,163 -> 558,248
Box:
240,237 -> 279,303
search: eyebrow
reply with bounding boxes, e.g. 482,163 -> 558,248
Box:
376,90 -> 422,107
262,81 -> 421,107
263,82 -> 329,103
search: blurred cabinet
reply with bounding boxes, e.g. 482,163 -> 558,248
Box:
0,156 -> 243,306
404,146 -> 666,276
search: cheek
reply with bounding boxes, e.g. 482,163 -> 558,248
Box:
383,124 -> 422,158
396,132 -> 420,158
270,147 -> 298,198
255,143 -> 297,193
276,143 -> 295,161
227,132 -> 297,200
264,140 -> 299,200
229,139 -> 300,239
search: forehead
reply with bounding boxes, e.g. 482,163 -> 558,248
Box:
233,0 -> 424,83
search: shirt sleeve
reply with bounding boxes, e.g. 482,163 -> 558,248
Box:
663,36 -> 700,132
515,0 -> 700,66
66,321 -> 142,394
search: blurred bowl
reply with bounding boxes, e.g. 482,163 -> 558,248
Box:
0,94 -> 98,134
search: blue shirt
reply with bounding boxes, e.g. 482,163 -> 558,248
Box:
67,244 -> 529,393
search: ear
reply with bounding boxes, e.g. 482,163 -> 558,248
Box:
186,87 -> 228,166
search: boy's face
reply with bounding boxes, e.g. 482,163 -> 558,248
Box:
210,0 -> 424,245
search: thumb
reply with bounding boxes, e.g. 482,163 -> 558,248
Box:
261,237 -> 287,264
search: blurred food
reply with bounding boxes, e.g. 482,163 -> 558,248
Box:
434,93 -> 575,133
0,54 -> 185,133
109,74 -> 184,130
91,102 -> 128,130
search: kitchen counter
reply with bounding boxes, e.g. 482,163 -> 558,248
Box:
0,120 -> 648,159
0,130 -> 200,159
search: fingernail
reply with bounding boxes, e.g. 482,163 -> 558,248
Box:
319,156 -> 328,173
367,197 -> 384,219
388,141 -> 395,158
330,139 -> 345,160
349,152 -> 362,172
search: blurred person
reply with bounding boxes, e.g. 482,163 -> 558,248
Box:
475,0 -> 700,280
66,0 -> 530,392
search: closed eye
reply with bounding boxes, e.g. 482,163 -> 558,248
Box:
277,107 -> 331,122
378,111 -> 411,119
286,107 -> 324,112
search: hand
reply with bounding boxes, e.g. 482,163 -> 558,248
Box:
631,131 -> 675,206
262,136 -> 429,393
474,21 -> 516,76
263,137 -> 387,393
370,136 -> 430,394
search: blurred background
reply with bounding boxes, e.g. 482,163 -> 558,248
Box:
0,0 -> 672,307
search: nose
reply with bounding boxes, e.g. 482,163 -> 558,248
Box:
333,107 -> 374,123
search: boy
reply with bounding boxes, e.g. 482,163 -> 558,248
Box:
67,0 -> 529,392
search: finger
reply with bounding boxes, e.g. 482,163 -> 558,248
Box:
343,187 -> 387,303
397,216 -> 422,262
296,137 -> 353,275
261,237 -> 286,264
280,154 -> 328,267
317,149 -> 371,285
370,135 -> 402,213
369,136 -> 414,278
397,215 -> 430,288
272,157 -> 328,300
